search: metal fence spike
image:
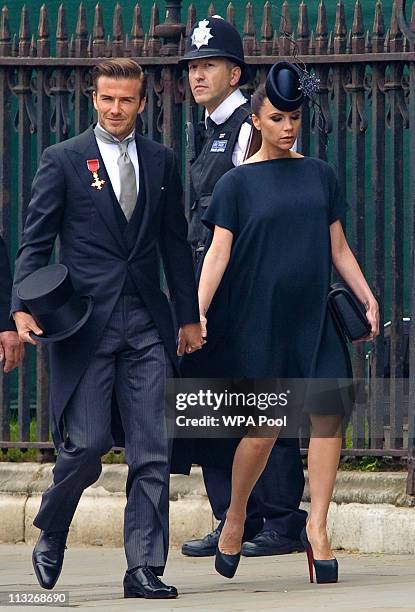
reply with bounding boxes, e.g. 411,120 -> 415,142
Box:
131,4 -> 144,56
75,2 -> 88,57
30,32 -> 36,57
352,0 -> 365,53
280,0 -> 292,55
390,1 -> 403,50
308,28 -> 315,55
297,0 -> 310,55
260,1 -> 273,56
334,1 -> 347,54
243,2 -> 256,57
226,2 -> 235,27
316,0 -> 328,54
113,2 -> 123,40
0,6 -> 11,56
365,29 -> 372,52
56,4 -> 68,57
19,5 -> 30,57
207,3 -> 215,18
186,4 -> 196,36
147,3 -> 160,57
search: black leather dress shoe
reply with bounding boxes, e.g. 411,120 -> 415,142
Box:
181,524 -> 223,557
32,530 -> 68,590
123,567 -> 178,599
241,530 -> 305,557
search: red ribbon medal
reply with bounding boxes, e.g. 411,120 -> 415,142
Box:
87,159 -> 105,190
87,159 -> 100,173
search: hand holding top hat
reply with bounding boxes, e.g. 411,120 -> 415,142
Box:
14,264 -> 94,344
13,311 -> 44,346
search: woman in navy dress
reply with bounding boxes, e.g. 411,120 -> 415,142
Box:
194,62 -> 379,583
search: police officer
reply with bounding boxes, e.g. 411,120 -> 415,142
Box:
182,16 -> 252,266
178,16 -> 307,558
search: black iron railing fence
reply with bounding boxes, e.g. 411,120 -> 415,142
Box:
0,0 -> 414,493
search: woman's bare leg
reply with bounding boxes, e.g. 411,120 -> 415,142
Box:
306,415 -> 342,559
219,435 -> 277,554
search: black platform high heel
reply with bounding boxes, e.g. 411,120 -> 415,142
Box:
300,526 -> 338,584
214,547 -> 241,579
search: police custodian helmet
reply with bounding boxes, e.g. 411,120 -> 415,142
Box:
180,16 -> 249,85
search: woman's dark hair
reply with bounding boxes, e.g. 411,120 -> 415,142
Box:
245,82 -> 267,159
250,81 -> 267,117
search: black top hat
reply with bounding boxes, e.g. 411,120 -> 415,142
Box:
180,16 -> 249,85
17,264 -> 94,344
265,61 -> 305,112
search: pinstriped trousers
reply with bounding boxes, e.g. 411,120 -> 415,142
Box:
34,295 -> 174,574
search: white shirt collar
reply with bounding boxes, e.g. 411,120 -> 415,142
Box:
96,122 -> 135,143
205,89 -> 247,127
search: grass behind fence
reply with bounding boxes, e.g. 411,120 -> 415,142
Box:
0,418 -> 406,469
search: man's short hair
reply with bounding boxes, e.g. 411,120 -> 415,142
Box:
92,58 -> 147,97
225,58 -> 239,70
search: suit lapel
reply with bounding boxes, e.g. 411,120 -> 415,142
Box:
64,126 -> 127,255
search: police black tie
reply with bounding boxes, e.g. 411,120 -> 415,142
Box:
206,116 -> 217,138
94,125 -> 137,221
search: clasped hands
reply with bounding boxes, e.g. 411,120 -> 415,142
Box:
177,314 -> 207,356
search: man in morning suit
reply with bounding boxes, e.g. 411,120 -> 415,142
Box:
12,59 -> 203,600
177,16 -> 306,558
0,235 -> 23,372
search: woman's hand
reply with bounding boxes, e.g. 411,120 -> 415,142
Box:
330,222 -> 381,344
354,298 -> 379,344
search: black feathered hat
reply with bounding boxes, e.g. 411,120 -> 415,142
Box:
17,264 -> 94,344
180,16 -> 249,85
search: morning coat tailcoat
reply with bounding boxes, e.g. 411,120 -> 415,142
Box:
11,126 -> 199,447
0,235 -> 16,332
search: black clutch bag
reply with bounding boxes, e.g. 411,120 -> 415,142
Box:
327,282 -> 371,342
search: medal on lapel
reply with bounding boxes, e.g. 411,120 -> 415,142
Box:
87,159 -> 106,190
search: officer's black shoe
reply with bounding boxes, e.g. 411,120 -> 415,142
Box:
181,523 -> 223,557
241,530 -> 305,557
32,529 -> 69,590
123,567 -> 178,599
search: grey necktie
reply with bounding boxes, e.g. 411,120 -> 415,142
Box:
94,124 -> 137,221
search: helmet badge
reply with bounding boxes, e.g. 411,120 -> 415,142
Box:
191,19 -> 214,49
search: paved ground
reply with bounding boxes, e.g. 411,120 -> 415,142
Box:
0,545 -> 414,611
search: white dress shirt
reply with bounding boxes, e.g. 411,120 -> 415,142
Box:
205,89 -> 297,167
205,89 -> 251,166
95,123 -> 140,201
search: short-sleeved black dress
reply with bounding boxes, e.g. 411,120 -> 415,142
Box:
181,156 -> 353,415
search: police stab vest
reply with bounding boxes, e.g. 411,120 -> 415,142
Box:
188,102 -> 251,256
